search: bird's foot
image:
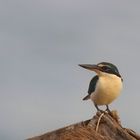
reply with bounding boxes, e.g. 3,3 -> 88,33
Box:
97,109 -> 107,114
105,108 -> 111,114
105,105 -> 112,114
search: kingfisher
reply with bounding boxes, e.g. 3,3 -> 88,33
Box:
79,62 -> 123,112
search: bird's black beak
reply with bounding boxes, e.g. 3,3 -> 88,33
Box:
79,64 -> 101,73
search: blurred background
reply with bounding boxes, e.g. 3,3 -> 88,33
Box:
0,0 -> 140,140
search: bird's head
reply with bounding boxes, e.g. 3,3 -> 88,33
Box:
79,62 -> 122,79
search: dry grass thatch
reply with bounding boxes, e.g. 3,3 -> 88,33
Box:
27,111 -> 140,140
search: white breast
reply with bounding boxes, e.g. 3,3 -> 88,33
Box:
90,73 -> 123,105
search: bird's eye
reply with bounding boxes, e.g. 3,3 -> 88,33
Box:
102,66 -> 109,71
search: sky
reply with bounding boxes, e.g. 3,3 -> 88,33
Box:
0,0 -> 140,140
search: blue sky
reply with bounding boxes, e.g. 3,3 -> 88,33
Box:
0,1 -> 140,140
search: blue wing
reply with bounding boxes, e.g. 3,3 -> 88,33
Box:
83,75 -> 99,100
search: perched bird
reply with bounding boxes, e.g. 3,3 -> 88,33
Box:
79,62 -> 123,112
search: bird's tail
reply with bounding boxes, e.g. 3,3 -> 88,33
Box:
83,95 -> 90,100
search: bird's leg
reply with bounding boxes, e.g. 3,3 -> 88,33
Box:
105,105 -> 111,113
94,103 -> 99,111
94,103 -> 102,112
